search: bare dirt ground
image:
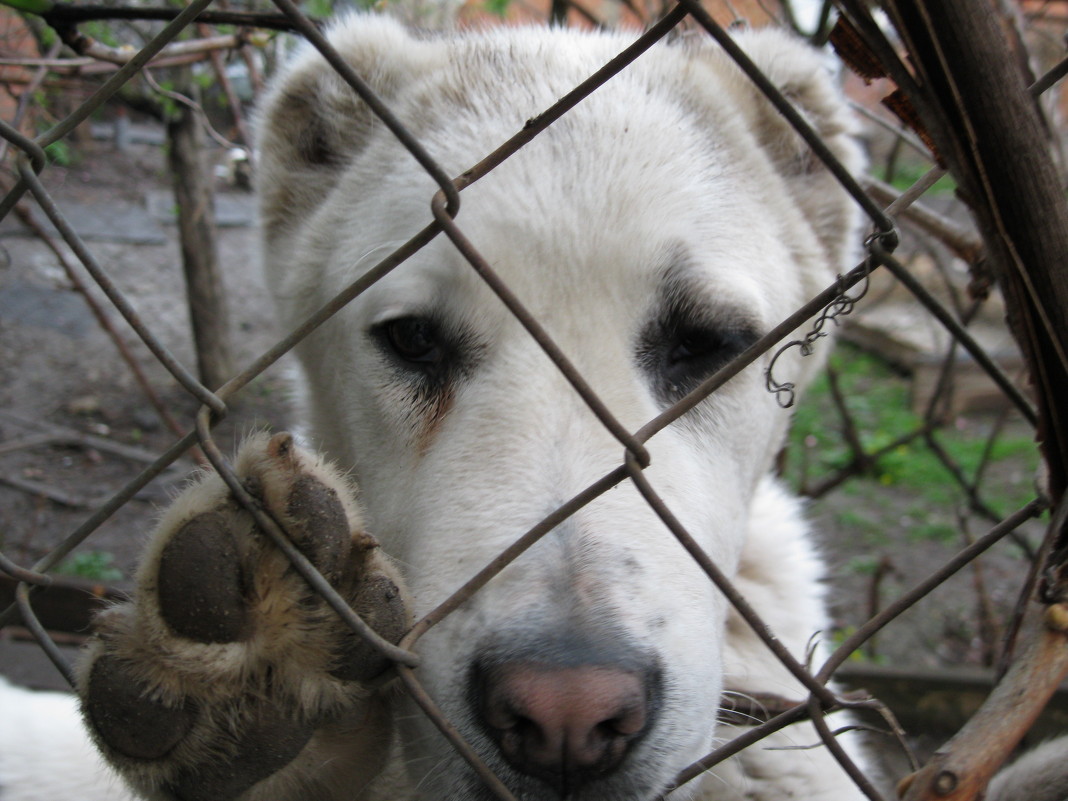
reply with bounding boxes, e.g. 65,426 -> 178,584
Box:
0,129 -> 291,606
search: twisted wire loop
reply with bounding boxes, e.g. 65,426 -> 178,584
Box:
0,553 -> 67,680
764,247 -> 878,409
0,551 -> 52,588
0,118 -> 47,174
676,0 -> 905,415
368,16 -> 711,775
419,8 -> 693,473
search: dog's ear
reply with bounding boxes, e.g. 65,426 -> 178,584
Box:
739,28 -> 865,280
726,29 -> 863,177
255,15 -> 444,238
686,28 -> 866,284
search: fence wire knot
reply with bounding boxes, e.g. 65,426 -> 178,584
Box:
764,258 -> 873,409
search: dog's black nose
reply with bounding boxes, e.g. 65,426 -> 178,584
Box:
476,660 -> 655,794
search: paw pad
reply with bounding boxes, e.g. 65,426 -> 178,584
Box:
157,511 -> 249,643
282,474 -> 352,581
78,432 -> 411,798
166,701 -> 316,801
86,655 -> 197,760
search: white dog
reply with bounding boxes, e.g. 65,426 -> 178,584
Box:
12,14 -> 882,801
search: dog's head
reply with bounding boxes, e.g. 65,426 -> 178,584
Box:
257,16 -> 863,800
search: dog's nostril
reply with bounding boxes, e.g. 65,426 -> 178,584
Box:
477,662 -> 654,792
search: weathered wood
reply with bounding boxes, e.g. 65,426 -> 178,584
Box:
883,0 -> 1068,503
166,102 -> 232,392
866,2 -> 1068,799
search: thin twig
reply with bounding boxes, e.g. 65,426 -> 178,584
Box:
197,21 -> 252,147
826,364 -> 874,475
0,412 -> 175,464
142,67 -> 242,151
0,473 -> 96,508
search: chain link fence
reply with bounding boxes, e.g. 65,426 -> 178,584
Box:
1,1 -> 1067,800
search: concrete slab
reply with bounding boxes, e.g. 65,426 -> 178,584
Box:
0,282 -> 94,339
0,200 -> 168,245
146,189 -> 255,228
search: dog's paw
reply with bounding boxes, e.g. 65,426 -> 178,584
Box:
77,432 -> 410,801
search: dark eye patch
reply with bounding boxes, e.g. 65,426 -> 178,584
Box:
368,313 -> 484,448
637,297 -> 759,404
369,314 -> 479,391
379,317 -> 444,365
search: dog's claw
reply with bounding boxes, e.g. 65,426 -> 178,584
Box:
77,432 -> 410,800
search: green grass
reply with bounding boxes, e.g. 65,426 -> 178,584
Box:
870,159 -> 958,195
785,345 -> 1040,540
54,550 -> 123,582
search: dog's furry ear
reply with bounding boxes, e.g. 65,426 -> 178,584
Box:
256,15 -> 443,238
689,28 -> 866,281
727,29 -> 863,176
743,28 -> 865,273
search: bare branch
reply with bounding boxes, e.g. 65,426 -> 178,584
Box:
61,31 -> 260,67
38,2 -> 305,33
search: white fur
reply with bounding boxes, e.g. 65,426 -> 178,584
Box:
4,16 -> 883,801
987,736 -> 1068,801
0,677 -> 135,801
254,15 -> 867,801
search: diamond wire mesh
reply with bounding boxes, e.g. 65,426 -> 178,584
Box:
0,3 -> 1061,800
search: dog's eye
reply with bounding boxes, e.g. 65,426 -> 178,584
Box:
668,329 -> 724,366
663,327 -> 737,389
380,317 -> 443,365
639,318 -> 756,403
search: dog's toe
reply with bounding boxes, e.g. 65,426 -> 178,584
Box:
156,510 -> 249,644
84,652 -> 197,761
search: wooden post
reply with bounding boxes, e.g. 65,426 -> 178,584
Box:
166,101 -> 232,392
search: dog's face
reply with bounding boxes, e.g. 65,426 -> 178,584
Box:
258,17 -> 861,800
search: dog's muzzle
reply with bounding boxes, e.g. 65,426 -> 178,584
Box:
472,647 -> 660,796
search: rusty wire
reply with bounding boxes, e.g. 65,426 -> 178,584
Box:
0,2 -> 1060,801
